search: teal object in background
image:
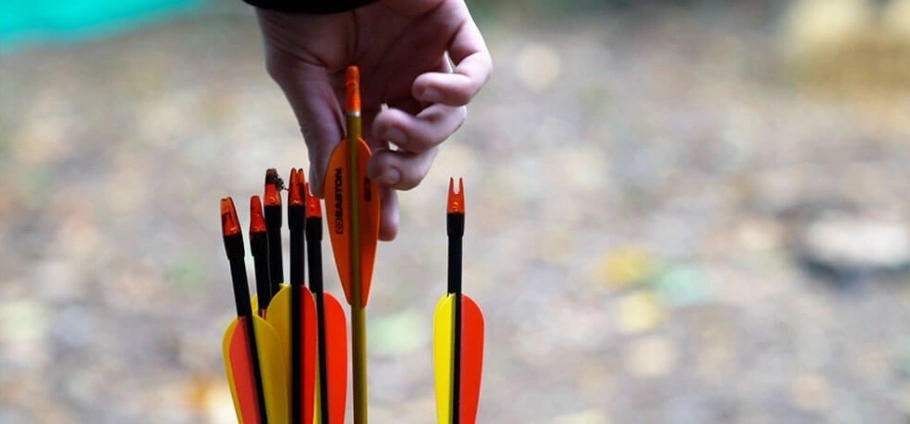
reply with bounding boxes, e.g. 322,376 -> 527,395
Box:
0,0 -> 202,51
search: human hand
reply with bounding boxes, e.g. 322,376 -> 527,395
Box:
257,0 -> 492,241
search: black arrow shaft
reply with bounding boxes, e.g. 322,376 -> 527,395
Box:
447,223 -> 464,424
289,205 -> 306,424
226,241 -> 269,424
307,216 -> 331,424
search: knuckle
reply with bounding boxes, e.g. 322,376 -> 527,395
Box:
397,167 -> 429,191
404,131 -> 435,153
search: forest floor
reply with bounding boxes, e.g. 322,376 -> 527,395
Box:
2,4 -> 910,423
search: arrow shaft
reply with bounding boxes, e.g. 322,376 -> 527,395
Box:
306,216 -> 332,424
289,201 -> 306,424
289,211 -> 306,286
229,254 -> 269,424
265,209 -> 284,293
346,86 -> 370,423
448,233 -> 463,424
251,233 -> 271,316
447,233 -> 463,295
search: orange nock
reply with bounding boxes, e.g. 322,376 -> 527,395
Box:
221,197 -> 241,237
265,168 -> 282,207
296,167 -> 307,197
288,168 -> 304,207
345,66 -> 361,113
305,183 -> 322,218
250,196 -> 267,234
447,178 -> 465,214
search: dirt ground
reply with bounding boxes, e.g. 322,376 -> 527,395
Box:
2,3 -> 910,423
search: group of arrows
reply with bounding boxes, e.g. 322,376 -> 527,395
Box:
218,66 -> 485,424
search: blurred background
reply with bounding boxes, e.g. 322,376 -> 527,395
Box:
2,0 -> 910,422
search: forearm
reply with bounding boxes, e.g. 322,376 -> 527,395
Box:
242,0 -> 377,14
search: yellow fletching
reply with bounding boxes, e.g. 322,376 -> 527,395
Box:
265,284 -> 319,422
265,286 -> 292,367
433,294 -> 455,424
253,316 -> 289,424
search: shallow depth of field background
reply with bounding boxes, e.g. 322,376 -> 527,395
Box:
2,0 -> 910,422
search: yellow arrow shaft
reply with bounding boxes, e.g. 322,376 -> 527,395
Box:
346,110 -> 369,424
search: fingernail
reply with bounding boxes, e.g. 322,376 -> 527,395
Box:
385,127 -> 407,145
376,168 -> 401,186
422,87 -> 443,102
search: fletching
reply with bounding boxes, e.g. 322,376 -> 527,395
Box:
223,315 -> 289,424
324,137 -> 380,307
314,292 -> 349,424
433,294 -> 485,424
266,286 -> 318,423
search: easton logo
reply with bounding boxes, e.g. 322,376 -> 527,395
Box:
333,168 -> 344,234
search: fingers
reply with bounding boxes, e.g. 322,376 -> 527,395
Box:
412,8 -> 492,106
372,103 -> 466,153
263,54 -> 343,198
378,186 -> 399,241
366,146 -> 440,191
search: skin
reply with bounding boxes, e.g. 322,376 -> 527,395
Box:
257,0 -> 493,241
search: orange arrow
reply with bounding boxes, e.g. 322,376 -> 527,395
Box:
324,65 -> 380,424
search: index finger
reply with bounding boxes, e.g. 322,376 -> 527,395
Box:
412,6 -> 492,106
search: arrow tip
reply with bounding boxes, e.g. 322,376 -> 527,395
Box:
289,168 -> 304,206
305,183 -> 322,218
296,167 -> 307,200
447,178 -> 465,214
346,66 -> 361,113
221,197 -> 241,237
265,168 -> 283,207
249,196 -> 267,234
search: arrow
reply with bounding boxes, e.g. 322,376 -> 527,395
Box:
221,197 -> 288,424
433,179 -> 485,424
263,168 -> 285,308
306,183 -> 349,424
324,65 -> 381,424
266,169 -> 318,424
250,196 -> 271,317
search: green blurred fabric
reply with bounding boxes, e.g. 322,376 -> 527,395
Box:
0,0 -> 201,50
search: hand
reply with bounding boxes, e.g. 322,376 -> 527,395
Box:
257,0 -> 492,241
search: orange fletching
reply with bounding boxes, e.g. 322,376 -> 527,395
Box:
460,294 -> 485,423
228,317 -> 263,423
324,138 -> 380,307
323,292 -> 349,423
